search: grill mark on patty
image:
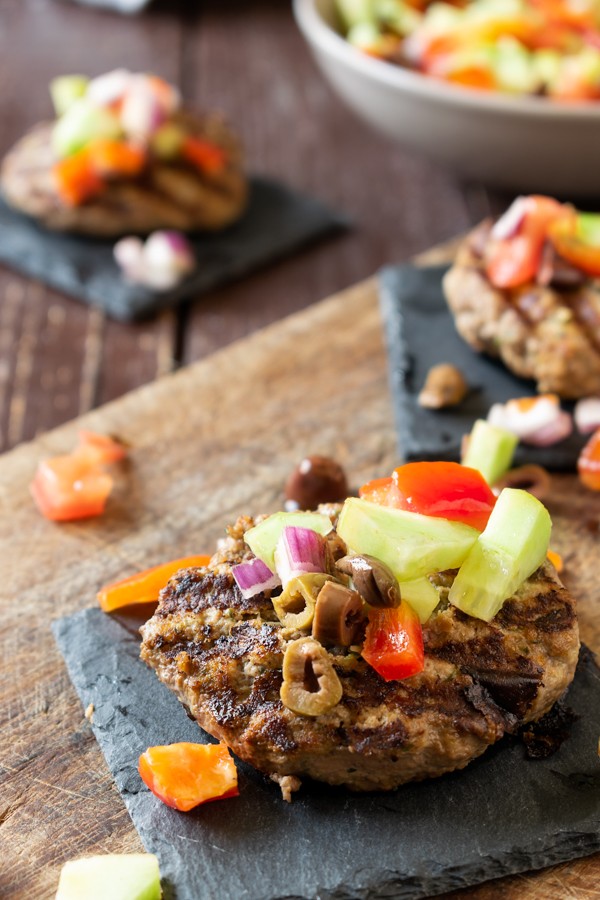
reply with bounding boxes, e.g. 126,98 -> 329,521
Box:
156,569 -> 273,617
562,291 -> 600,355
342,721 -> 410,754
496,586 -> 575,633
426,631 -> 543,719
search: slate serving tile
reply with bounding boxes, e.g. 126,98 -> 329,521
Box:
379,263 -> 587,469
53,607 -> 600,900
0,178 -> 347,321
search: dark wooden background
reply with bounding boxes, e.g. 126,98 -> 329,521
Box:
0,0 -> 508,454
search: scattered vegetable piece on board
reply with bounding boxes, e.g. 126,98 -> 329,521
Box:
30,430 -> 126,522
98,555 -> 211,612
139,742 -> 239,811
547,550 -> 564,573
55,853 -> 161,900
578,429 -> 600,490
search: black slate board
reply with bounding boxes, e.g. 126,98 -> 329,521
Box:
379,264 -> 587,470
0,178 -> 347,321
53,607 -> 600,900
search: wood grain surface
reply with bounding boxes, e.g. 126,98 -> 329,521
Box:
0,262 -> 599,899
0,0 -> 507,453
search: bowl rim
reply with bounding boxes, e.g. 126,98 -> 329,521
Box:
293,0 -> 600,121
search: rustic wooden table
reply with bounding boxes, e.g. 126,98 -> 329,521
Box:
2,3 -> 598,900
0,0 -> 506,454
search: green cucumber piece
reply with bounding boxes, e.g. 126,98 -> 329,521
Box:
336,0 -> 376,30
244,511 -> 333,571
493,39 -> 538,94
55,854 -> 161,900
336,497 -> 479,582
399,576 -> 440,623
449,487 -> 551,622
50,75 -> 89,117
462,419 -> 518,485
52,99 -> 122,158
375,0 -> 421,35
576,212 -> 600,247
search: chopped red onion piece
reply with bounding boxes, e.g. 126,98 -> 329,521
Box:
523,410 -> 573,446
488,396 -> 572,446
145,231 -> 195,274
114,230 -> 195,290
491,196 -> 530,241
121,76 -> 166,140
274,526 -> 326,587
232,557 -> 281,600
113,236 -> 144,274
87,69 -> 133,107
575,397 -> 600,434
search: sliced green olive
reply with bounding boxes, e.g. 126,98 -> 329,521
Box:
336,554 -> 401,608
280,637 -> 343,716
272,573 -> 331,630
312,580 -> 366,647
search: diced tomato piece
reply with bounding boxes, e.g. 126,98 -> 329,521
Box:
362,603 -> 424,682
359,476 -> 399,506
31,454 -> 113,522
486,233 -> 543,288
578,429 -> 600,490
53,151 -> 105,206
139,742 -> 239,811
87,139 -> 147,178
98,555 -> 211,612
486,196 -> 574,289
445,66 -> 497,91
182,136 -> 227,175
77,430 -> 127,466
391,462 -> 496,531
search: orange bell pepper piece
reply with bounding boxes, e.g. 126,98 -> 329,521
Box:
139,742 -> 239,811
182,135 -> 227,175
547,549 -> 564,572
578,429 -> 600,491
53,151 -> 105,206
31,430 -> 126,522
87,139 -> 147,178
97,555 -> 211,612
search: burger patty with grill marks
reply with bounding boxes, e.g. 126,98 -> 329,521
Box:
443,220 -> 600,399
0,110 -> 247,237
140,510 -> 579,796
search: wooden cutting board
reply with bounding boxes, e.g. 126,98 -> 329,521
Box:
1,249 -> 599,900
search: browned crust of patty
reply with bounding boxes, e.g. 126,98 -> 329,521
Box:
0,110 -> 247,237
443,222 -> 600,399
140,516 -> 579,792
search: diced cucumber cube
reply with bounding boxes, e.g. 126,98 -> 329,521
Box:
337,497 -> 479,583
336,0 -> 376,30
399,576 -> 440,623
52,99 -> 122,158
50,75 -> 89,117
55,854 -> 161,900
449,488 -> 551,622
462,419 -> 518,485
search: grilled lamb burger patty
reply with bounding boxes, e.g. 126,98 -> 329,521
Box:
1,111 -> 247,237
140,510 -> 579,796
443,220 -> 600,399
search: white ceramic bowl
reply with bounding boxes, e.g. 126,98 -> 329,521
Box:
293,0 -> 600,196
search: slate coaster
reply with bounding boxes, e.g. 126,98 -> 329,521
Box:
379,264 -> 587,470
0,178 -> 347,321
53,607 -> 600,900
